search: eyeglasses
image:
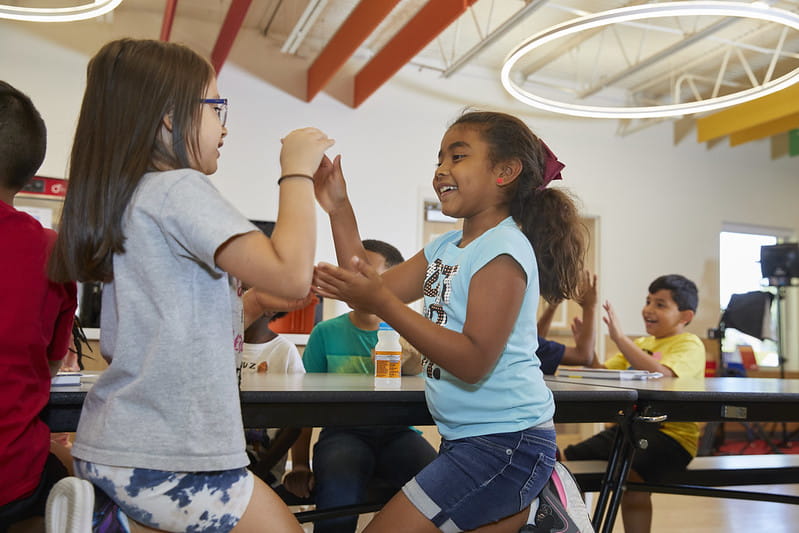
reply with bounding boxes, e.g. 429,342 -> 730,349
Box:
201,98 -> 228,127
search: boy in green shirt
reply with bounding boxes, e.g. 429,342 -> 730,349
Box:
284,239 -> 436,533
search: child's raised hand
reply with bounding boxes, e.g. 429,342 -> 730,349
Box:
280,127 -> 335,178
570,316 -> 583,341
313,257 -> 388,315
313,154 -> 349,214
602,300 -> 624,342
574,271 -> 598,309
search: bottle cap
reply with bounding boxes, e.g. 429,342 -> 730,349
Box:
378,321 -> 392,331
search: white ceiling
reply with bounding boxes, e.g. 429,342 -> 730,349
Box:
16,0 -> 799,121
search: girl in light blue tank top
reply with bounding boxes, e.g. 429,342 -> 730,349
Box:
313,111 -> 586,531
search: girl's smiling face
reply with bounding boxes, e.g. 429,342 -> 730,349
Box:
194,76 -> 227,175
434,125 -> 503,219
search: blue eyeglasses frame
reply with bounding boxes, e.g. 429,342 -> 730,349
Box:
200,98 -> 228,126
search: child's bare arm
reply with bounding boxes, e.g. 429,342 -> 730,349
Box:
566,272 -> 598,366
314,254 -> 526,384
313,155 -> 367,272
242,290 -> 316,329
537,301 -> 560,338
399,336 -> 423,375
604,301 -> 675,376
217,128 -> 333,299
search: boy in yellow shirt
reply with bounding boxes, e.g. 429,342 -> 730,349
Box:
564,274 -> 705,533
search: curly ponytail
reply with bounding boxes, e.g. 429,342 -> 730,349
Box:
515,187 -> 586,302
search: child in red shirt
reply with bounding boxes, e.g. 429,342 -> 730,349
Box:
0,80 -> 77,530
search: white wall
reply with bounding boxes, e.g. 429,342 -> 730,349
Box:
4,20 -> 799,358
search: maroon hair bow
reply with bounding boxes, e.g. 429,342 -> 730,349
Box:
537,140 -> 565,191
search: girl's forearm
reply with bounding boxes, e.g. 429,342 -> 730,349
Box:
375,297 -> 498,384
270,179 -> 316,291
574,305 -> 596,364
329,200 -> 366,270
615,335 -> 671,374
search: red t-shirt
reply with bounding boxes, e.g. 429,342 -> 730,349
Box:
0,201 -> 76,506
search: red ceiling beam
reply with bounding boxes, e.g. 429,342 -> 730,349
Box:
210,0 -> 253,74
307,0 -> 402,102
159,0 -> 179,41
353,0 -> 478,107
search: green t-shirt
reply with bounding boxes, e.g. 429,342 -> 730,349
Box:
302,313 -> 376,374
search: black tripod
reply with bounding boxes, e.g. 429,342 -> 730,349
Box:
701,290 -> 779,454
769,282 -> 799,446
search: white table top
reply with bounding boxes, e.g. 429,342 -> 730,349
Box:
550,374 -> 799,396
240,372 -> 426,392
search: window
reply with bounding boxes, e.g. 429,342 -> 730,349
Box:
719,231 -> 776,309
719,226 -> 790,368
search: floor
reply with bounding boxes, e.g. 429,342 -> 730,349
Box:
298,425 -> 799,532
315,486 -> 799,532
602,485 -> 799,532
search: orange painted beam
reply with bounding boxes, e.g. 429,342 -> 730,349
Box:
353,0 -> 478,107
159,0 -> 179,42
307,0 -> 402,102
210,0 -> 253,74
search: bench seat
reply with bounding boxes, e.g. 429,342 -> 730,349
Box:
564,454 -> 799,504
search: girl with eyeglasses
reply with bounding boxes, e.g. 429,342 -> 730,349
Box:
47,38 -> 332,533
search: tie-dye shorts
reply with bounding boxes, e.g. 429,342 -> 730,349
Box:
74,459 -> 254,532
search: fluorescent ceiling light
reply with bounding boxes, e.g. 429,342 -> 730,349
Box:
0,0 -> 124,23
500,1 -> 799,119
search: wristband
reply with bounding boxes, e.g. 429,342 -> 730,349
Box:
278,173 -> 314,185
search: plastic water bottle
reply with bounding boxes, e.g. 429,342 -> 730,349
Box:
374,322 -> 401,388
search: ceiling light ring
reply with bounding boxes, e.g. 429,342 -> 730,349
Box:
500,1 -> 799,119
0,0 -> 124,23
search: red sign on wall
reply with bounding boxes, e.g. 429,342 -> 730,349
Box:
20,176 -> 68,197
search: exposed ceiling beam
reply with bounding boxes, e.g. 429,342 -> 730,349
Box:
520,27 -> 603,78
442,0 -> 549,78
210,0 -> 253,74
159,0 -> 178,42
353,0 -> 479,107
307,0 -> 402,102
282,0 -> 328,55
578,18 -> 738,99
520,0 -> 643,78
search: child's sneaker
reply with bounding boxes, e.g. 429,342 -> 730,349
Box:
46,477 -> 131,533
520,462 -> 595,533
91,485 -> 131,533
552,462 -> 594,533
46,477 -> 93,533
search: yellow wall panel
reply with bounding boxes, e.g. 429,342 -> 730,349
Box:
729,112 -> 799,146
697,84 -> 799,142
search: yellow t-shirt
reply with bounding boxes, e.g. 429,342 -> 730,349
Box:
605,332 -> 706,455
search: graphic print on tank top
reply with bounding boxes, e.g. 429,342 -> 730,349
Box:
422,258 -> 459,380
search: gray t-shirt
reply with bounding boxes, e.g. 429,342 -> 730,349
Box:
72,169 -> 258,472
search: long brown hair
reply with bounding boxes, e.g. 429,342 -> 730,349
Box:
450,111 -> 586,303
49,39 -> 214,283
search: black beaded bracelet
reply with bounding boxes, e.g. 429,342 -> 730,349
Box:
277,174 -> 314,185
